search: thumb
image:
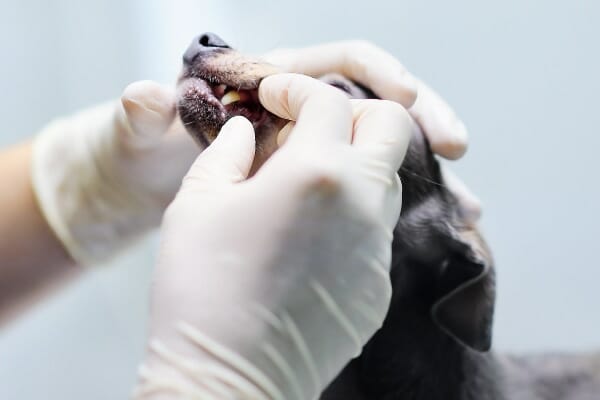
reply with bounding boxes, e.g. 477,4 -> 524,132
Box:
120,80 -> 176,149
182,116 -> 256,189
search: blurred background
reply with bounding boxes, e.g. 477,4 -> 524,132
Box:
1,0 -> 598,398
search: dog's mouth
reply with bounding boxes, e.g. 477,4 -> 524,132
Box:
208,82 -> 269,128
175,43 -> 373,173
176,74 -> 274,145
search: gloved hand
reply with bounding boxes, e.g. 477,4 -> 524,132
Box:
263,40 -> 468,159
32,81 -> 201,265
264,41 -> 481,223
134,74 -> 412,400
31,41 -> 476,266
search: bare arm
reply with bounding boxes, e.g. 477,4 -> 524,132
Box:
0,141 -> 79,324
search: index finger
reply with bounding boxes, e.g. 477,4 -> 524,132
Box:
262,42 -> 469,160
409,80 -> 468,160
262,41 -> 418,108
258,73 -> 353,143
351,99 -> 412,174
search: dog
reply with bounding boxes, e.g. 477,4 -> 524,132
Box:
176,32 -> 600,400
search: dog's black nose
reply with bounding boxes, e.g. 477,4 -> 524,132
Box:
183,33 -> 231,65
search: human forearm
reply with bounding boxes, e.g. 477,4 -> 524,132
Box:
0,141 -> 78,324
0,81 -> 199,323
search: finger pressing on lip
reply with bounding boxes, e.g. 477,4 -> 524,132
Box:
262,41 -> 419,108
258,73 -> 353,143
182,116 -> 256,188
408,81 -> 469,160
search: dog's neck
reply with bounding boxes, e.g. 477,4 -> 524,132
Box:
321,269 -> 505,400
361,282 -> 504,400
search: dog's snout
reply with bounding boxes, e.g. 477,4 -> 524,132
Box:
183,32 -> 231,65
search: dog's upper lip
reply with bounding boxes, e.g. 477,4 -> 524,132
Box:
180,69 -> 262,91
179,57 -> 282,90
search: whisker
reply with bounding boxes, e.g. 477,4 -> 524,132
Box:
399,167 -> 447,188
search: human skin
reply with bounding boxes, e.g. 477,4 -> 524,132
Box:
0,142 -> 77,324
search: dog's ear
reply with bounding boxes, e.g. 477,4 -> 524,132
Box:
431,227 -> 495,352
394,121 -> 495,352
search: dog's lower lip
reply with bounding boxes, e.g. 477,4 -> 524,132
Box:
176,75 -> 272,142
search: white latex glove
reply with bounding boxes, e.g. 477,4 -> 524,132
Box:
134,74 -> 412,400
263,40 -> 467,159
31,41 -> 477,266
32,81 -> 200,264
264,41 -> 481,223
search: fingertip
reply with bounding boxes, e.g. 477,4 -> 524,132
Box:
121,80 -> 176,118
217,116 -> 256,149
431,142 -> 466,160
380,74 -> 419,108
213,116 -> 256,178
222,115 -> 255,133
408,81 -> 469,160
431,122 -> 469,160
120,81 -> 177,146
257,74 -> 291,117
352,98 -> 411,131
121,80 -> 175,108
456,119 -> 469,144
259,73 -> 351,138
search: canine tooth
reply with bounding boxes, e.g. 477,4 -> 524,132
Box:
221,90 -> 241,105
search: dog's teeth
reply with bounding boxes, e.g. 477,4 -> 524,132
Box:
221,91 -> 241,106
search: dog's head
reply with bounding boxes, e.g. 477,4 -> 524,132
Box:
177,32 -> 495,364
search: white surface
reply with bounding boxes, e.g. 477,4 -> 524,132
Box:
0,0 -> 599,398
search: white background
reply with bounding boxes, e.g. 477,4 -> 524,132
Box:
0,0 -> 599,398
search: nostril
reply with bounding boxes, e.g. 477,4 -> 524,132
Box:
199,34 -> 211,46
198,33 -> 230,49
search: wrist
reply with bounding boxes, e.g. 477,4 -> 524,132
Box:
135,323 -> 275,400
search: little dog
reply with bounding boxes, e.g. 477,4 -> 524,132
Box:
176,33 -> 600,400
